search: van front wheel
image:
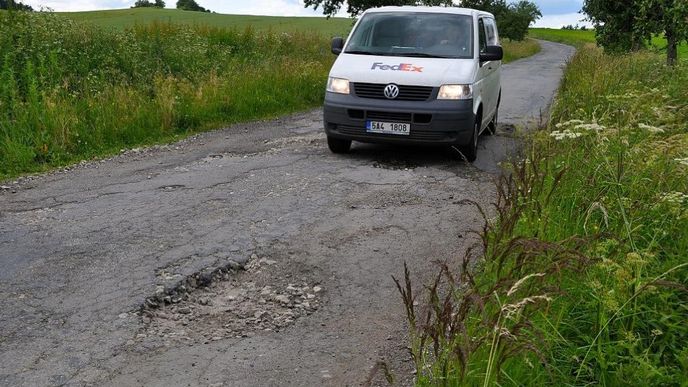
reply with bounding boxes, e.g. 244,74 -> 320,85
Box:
460,120 -> 479,162
327,136 -> 352,154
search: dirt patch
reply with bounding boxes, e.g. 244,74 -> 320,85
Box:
138,255 -> 324,344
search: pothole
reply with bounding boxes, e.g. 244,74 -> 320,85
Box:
371,158 -> 419,170
136,254 -> 324,344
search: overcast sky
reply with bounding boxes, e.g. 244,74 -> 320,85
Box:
22,0 -> 591,28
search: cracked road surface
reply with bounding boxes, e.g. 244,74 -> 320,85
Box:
0,41 -> 574,386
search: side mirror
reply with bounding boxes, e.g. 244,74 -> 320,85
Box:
480,45 -> 503,62
331,37 -> 344,55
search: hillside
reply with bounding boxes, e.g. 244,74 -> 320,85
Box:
59,8 -> 353,36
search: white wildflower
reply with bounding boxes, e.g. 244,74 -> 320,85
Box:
638,123 -> 665,134
675,157 -> 688,167
555,119 -> 585,129
574,123 -> 606,132
550,130 -> 583,140
660,191 -> 688,204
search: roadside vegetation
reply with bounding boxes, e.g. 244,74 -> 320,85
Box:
400,31 -> 688,387
0,11 -> 333,178
501,38 -> 540,63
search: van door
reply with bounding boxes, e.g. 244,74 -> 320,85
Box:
477,17 -> 499,130
484,17 -> 501,121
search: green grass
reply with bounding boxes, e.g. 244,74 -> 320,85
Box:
407,44 -> 688,386
60,8 -> 353,36
529,27 -> 688,59
0,11 -> 334,178
502,38 -> 541,62
529,27 -> 597,47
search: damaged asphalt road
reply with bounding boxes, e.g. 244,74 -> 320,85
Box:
0,41 -> 574,386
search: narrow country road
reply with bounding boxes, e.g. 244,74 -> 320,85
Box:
0,41 -> 574,386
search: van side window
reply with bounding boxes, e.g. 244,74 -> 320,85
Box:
485,18 -> 498,46
478,18 -> 487,52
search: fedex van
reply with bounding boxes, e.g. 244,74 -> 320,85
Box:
323,7 -> 503,162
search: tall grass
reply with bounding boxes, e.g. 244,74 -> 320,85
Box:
403,46 -> 688,385
0,11 -> 332,178
502,38 -> 541,63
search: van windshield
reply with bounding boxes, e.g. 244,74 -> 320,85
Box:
345,12 -> 473,59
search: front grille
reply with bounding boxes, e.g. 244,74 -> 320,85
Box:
353,83 -> 434,101
366,110 -> 412,122
346,109 -> 433,124
337,125 -> 452,142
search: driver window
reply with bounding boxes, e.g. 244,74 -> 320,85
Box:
478,18 -> 487,53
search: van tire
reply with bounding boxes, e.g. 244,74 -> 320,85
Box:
327,136 -> 352,154
486,108 -> 498,136
460,120 -> 479,162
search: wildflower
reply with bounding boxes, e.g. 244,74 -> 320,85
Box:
550,130 -> 583,140
625,252 -> 646,267
660,191 -> 688,204
639,123 -> 665,134
574,123 -> 606,132
555,119 -> 585,128
675,157 -> 688,167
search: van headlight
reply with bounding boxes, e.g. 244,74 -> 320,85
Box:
438,84 -> 473,100
327,77 -> 350,95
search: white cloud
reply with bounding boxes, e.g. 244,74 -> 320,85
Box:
24,0 -> 128,11
533,12 -> 591,29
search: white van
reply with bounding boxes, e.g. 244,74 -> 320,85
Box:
323,6 -> 502,161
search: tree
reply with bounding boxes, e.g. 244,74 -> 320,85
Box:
0,0 -> 33,11
583,0 -> 645,53
176,0 -> 210,12
132,0 -> 164,8
304,0 -> 541,41
499,0 -> 542,41
635,0 -> 688,65
304,0 -> 452,18
584,0 -> 688,65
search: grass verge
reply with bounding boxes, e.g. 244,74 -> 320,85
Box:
502,38 -> 541,63
402,45 -> 688,386
0,11 -> 333,179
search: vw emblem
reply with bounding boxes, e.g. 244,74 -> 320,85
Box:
384,84 -> 400,100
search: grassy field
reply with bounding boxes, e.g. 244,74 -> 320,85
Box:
0,11 -> 334,178
531,27 -> 688,58
405,36 -> 688,387
61,8 -> 353,36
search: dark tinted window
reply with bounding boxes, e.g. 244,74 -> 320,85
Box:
346,12 -> 474,59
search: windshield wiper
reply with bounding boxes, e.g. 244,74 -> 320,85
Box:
402,52 -> 454,58
345,50 -> 380,56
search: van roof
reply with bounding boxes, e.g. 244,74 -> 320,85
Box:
363,6 -> 494,18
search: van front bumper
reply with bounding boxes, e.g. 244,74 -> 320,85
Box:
323,92 -> 475,146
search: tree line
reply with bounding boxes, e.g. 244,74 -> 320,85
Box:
132,0 -> 210,12
0,0 -> 33,11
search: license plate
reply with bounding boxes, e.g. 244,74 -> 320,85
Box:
366,121 -> 410,136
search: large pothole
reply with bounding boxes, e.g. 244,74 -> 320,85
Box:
136,254 -> 324,344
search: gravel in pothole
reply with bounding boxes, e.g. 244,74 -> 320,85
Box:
138,256 -> 323,344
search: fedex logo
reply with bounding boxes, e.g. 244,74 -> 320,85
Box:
371,62 -> 423,72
